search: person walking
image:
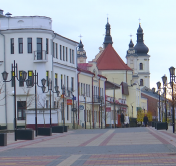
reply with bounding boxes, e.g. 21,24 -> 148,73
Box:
120,112 -> 125,127
143,114 -> 148,127
124,114 -> 129,127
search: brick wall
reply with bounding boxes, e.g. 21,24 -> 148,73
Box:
141,93 -> 158,118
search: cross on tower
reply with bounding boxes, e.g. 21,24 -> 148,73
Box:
107,14 -> 109,22
78,34 -> 83,40
129,34 -> 133,39
138,18 -> 141,24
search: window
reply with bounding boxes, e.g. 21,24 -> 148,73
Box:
11,71 -> 14,87
54,101 -> 56,108
46,38 -> 49,54
86,84 -> 88,97
66,47 -> 68,61
11,38 -> 14,54
63,46 -> 65,61
61,74 -> 63,89
81,83 -> 82,95
60,45 -> 62,60
46,71 -> 49,86
18,38 -> 23,54
70,49 -> 71,63
28,71 -> 33,86
67,76 -> 69,90
72,50 -> 74,64
55,73 -> 58,86
139,63 -> 143,70
27,38 -> 32,53
37,38 -> 42,60
19,71 -> 24,87
17,101 -> 26,120
140,79 -> 143,86
53,42 -> 55,57
56,43 -> 58,59
46,100 -> 49,108
71,77 -> 74,91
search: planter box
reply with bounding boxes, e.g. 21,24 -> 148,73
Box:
38,127 -> 52,136
155,122 -> 158,129
156,122 -> 168,130
0,133 -> 7,146
52,126 -> 64,133
152,121 -> 155,127
15,129 -> 34,140
64,126 -> 68,132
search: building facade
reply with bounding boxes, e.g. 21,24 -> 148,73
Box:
0,11 -> 78,130
126,24 -> 150,88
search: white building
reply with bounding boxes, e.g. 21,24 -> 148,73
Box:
0,10 -> 78,130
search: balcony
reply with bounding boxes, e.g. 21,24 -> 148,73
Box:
33,50 -> 48,63
93,95 -> 104,103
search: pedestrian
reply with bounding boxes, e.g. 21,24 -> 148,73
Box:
124,114 -> 129,127
120,112 -> 125,127
143,114 -> 148,127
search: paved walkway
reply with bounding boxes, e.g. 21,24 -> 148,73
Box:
0,126 -> 176,165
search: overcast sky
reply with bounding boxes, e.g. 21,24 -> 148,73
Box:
1,0 -> 176,89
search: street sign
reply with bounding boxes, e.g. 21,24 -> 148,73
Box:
72,108 -> 77,112
67,99 -> 72,105
79,105 -> 84,110
73,96 -> 76,100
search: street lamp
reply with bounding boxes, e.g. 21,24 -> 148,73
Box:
169,66 -> 176,133
71,91 -> 76,129
62,85 -> 66,128
2,60 -> 28,141
99,96 -> 103,129
25,70 -> 46,137
41,78 -> 59,127
156,81 -> 161,121
161,75 -> 168,126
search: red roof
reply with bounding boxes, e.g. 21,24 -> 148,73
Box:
77,63 -> 94,75
96,44 -> 132,70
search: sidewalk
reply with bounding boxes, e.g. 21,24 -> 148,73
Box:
0,127 -> 176,166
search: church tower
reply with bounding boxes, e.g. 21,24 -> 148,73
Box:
103,18 -> 113,48
77,40 -> 87,63
126,24 -> 150,88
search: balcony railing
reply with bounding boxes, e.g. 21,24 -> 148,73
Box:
34,50 -> 47,62
93,95 -> 104,103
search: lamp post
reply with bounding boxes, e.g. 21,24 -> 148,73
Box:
156,81 -> 161,121
169,66 -> 176,133
41,78 -> 59,127
2,60 -> 27,141
71,91 -> 75,129
25,70 -> 46,137
62,85 -> 65,127
161,75 -> 167,125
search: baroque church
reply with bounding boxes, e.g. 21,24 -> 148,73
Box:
77,18 -> 150,119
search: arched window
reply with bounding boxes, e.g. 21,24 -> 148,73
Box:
140,79 -> 143,86
139,63 -> 143,70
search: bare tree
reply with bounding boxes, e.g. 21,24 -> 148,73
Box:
18,87 -> 35,129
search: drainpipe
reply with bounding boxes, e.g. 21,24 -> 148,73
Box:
99,77 -> 100,128
0,31 -> 7,129
52,32 -> 56,108
77,71 -> 80,125
92,73 -> 95,128
126,70 -> 127,83
105,77 -> 107,128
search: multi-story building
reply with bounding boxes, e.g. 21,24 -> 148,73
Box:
0,10 -> 78,130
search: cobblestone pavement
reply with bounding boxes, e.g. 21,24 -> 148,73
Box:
1,126 -> 176,166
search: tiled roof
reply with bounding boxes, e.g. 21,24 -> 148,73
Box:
96,44 -> 132,70
77,63 -> 92,70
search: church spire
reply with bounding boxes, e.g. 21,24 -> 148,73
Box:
103,17 -> 113,48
